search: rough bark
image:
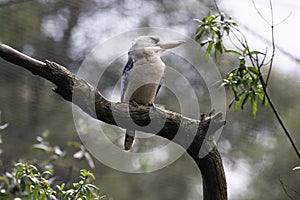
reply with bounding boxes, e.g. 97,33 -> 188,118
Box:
0,43 -> 227,200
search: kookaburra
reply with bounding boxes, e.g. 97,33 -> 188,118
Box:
121,36 -> 184,150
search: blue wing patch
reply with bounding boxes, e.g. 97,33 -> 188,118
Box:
122,56 -> 134,75
155,69 -> 165,97
121,56 -> 134,102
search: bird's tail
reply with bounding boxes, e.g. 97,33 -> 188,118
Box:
124,129 -> 135,151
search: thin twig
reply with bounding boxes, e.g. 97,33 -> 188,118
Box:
258,71 -> 300,160
280,179 -> 294,200
265,0 -> 276,86
214,0 -> 300,159
275,12 -> 292,26
227,34 -> 244,52
253,0 -> 300,160
214,0 -> 300,161
213,0 -> 221,14
279,178 -> 299,200
242,0 -> 300,159
259,47 -> 268,68
229,24 -> 248,47
251,0 -> 271,26
222,17 -> 300,64
236,22 -> 300,64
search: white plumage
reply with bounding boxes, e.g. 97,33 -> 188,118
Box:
121,36 -> 184,150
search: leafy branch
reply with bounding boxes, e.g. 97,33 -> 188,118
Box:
1,162 -> 104,200
12,163 -> 104,200
0,120 -> 105,200
194,1 -> 300,160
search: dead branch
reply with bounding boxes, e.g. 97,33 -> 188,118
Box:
0,43 -> 227,200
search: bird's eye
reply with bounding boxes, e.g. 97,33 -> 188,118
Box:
150,37 -> 159,43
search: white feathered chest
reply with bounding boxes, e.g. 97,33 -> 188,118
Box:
122,55 -> 165,105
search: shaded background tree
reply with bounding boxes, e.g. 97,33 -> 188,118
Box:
0,0 -> 299,199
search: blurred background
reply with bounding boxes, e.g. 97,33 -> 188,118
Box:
0,0 -> 299,199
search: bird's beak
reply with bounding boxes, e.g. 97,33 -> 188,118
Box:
158,40 -> 185,50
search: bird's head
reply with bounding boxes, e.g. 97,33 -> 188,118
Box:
129,36 -> 184,59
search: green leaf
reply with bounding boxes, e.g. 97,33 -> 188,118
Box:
224,26 -> 230,35
54,146 -> 64,157
206,42 -> 213,60
243,47 -> 249,55
20,175 -> 27,191
86,184 -> 99,191
207,14 -> 214,23
200,39 -> 210,46
215,41 -> 223,54
195,24 -> 203,34
239,56 -> 246,66
29,165 -> 38,172
241,93 -> 250,109
225,49 -> 242,55
67,141 -> 81,148
84,152 -> 95,169
56,183 -> 65,191
0,176 -> 9,184
73,149 -> 84,159
211,26 -> 219,34
42,130 -> 50,138
233,94 -> 243,111
40,193 -> 46,200
33,185 -> 41,199
249,50 -> 265,55
29,176 -> 39,185
247,67 -> 259,75
250,94 -> 258,117
292,166 -> 300,171
42,170 -> 52,177
15,162 -> 25,167
262,95 -> 268,107
195,28 -> 206,41
193,18 -> 202,23
257,90 -> 268,107
32,144 -> 52,152
234,99 -> 241,111
0,123 -> 8,130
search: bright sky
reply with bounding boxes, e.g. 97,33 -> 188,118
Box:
220,0 -> 300,77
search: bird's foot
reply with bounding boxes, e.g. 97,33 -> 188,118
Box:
148,102 -> 156,110
149,103 -> 166,111
209,109 -> 215,116
200,113 -> 206,122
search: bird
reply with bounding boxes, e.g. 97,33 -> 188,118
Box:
121,36 -> 184,151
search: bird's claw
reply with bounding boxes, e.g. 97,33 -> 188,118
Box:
209,109 -> 215,117
149,102 -> 157,110
200,113 -> 205,121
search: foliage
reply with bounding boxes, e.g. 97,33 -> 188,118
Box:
194,11 -> 268,117
194,0 -> 300,172
292,166 -> 300,171
0,111 -> 9,157
32,130 -> 95,169
0,163 -> 104,200
194,6 -> 300,199
0,119 -> 106,200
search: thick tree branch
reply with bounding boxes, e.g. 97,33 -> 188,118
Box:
0,43 -> 227,200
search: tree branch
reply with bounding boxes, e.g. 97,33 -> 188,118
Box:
0,43 -> 227,200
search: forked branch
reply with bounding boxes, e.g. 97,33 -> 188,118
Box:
0,43 -> 227,200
